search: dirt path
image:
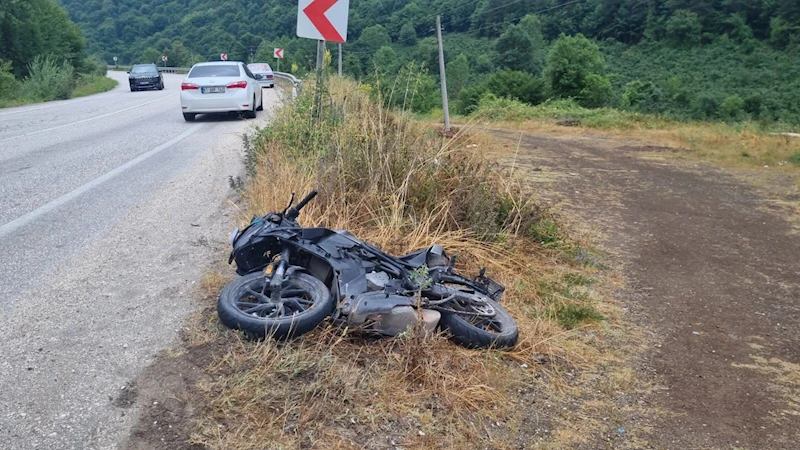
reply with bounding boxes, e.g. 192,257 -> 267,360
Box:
491,130 -> 800,449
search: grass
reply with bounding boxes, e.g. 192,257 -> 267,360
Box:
178,76 -> 623,449
71,74 -> 118,98
463,96 -> 800,173
0,73 -> 117,108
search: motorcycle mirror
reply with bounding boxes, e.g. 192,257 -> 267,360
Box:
281,192 -> 296,216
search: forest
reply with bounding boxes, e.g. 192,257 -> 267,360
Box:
0,0 -> 109,105
43,1 -> 800,123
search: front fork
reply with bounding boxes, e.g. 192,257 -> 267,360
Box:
268,246 -> 291,302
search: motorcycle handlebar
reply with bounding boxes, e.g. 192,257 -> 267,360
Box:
286,190 -> 318,220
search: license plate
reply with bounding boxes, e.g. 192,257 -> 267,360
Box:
201,86 -> 225,94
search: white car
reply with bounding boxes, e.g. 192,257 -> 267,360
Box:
247,63 -> 275,88
180,61 -> 264,121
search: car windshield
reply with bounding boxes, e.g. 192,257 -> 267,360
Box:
188,65 -> 240,78
247,64 -> 272,73
131,66 -> 157,74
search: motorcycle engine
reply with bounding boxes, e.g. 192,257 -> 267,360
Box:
365,271 -> 390,291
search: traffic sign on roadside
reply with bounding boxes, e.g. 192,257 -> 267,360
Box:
220,53 -> 228,61
297,0 -> 349,43
161,55 -> 168,62
274,48 -> 284,59
113,56 -> 118,62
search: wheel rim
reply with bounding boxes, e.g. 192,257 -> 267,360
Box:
233,277 -> 316,319
447,293 -> 505,333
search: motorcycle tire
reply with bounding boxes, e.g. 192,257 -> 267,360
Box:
439,294 -> 518,349
218,271 -> 333,339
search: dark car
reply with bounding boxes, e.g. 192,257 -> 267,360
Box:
128,64 -> 164,91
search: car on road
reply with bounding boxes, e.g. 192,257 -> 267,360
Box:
180,61 -> 264,122
128,64 -> 164,91
247,63 -> 275,88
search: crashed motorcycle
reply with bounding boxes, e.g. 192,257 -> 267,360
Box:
218,190 -> 518,349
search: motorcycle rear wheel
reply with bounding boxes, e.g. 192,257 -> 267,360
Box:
438,293 -> 518,349
218,271 -> 333,339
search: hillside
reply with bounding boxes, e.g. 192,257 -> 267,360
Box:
58,0 -> 800,124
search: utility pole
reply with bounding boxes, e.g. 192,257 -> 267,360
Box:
436,15 -> 451,133
338,43 -> 343,76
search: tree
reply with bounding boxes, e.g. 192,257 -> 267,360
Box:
370,46 -> 398,74
666,10 -> 702,45
485,70 -> 546,105
398,22 -> 417,46
446,53 -> 469,98
544,34 -> 606,99
494,25 -> 534,73
518,14 -> 546,73
356,24 -> 391,59
141,47 -> 161,64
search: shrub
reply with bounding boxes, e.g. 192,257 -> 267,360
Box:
621,80 -> 661,113
21,55 -> 75,101
579,74 -> 612,108
485,70 -> 546,105
693,94 -> 721,120
0,60 -> 19,99
720,94 -> 745,119
457,84 -> 488,115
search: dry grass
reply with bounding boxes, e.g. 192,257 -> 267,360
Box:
184,77 -> 630,449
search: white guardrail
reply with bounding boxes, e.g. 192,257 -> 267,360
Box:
109,66 -> 302,100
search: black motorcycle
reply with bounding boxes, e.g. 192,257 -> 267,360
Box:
218,190 -> 519,349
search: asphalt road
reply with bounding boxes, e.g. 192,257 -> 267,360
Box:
0,71 -> 280,449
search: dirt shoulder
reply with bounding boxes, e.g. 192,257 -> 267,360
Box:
489,129 -> 800,449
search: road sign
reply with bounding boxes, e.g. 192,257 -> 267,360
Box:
113,56 -> 118,62
220,53 -> 228,61
274,48 -> 284,59
161,55 -> 168,62
297,0 -> 349,43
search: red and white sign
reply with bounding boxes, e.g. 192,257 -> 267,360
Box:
274,48 -> 284,59
297,0 -> 349,43
161,55 -> 168,62
220,53 -> 228,61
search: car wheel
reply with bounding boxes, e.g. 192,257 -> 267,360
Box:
130,87 -> 136,92
257,97 -> 263,111
158,81 -> 164,90
183,113 -> 196,122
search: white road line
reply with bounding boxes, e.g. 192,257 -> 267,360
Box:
0,93 -> 178,143
0,123 -> 203,238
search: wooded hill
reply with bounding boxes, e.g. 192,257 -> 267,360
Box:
58,0 -> 800,124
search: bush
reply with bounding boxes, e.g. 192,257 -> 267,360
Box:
621,80 -> 661,113
21,55 -> 75,101
485,70 -> 546,105
720,94 -> 745,119
693,94 -> 721,120
0,60 -> 19,99
579,74 -> 612,108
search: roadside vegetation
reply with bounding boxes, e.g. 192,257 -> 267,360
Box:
0,1 -> 116,108
139,77 -> 637,449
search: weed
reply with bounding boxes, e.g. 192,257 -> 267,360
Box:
555,303 -> 605,329
791,152 -> 800,167
741,151 -> 750,158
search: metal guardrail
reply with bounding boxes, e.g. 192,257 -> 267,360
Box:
273,72 -> 303,100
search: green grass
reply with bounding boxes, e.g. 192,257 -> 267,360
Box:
0,74 -> 116,108
555,304 -> 605,329
70,74 -> 117,98
791,152 -> 800,167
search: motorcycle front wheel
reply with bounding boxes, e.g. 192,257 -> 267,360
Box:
218,271 -> 333,339
438,292 -> 519,349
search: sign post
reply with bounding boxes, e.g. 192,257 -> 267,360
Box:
161,55 -> 168,68
220,53 -> 228,61
435,15 -> 451,134
113,56 -> 118,67
297,0 -> 350,119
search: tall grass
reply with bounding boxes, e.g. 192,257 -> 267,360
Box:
21,55 -> 76,101
188,77 -> 611,449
